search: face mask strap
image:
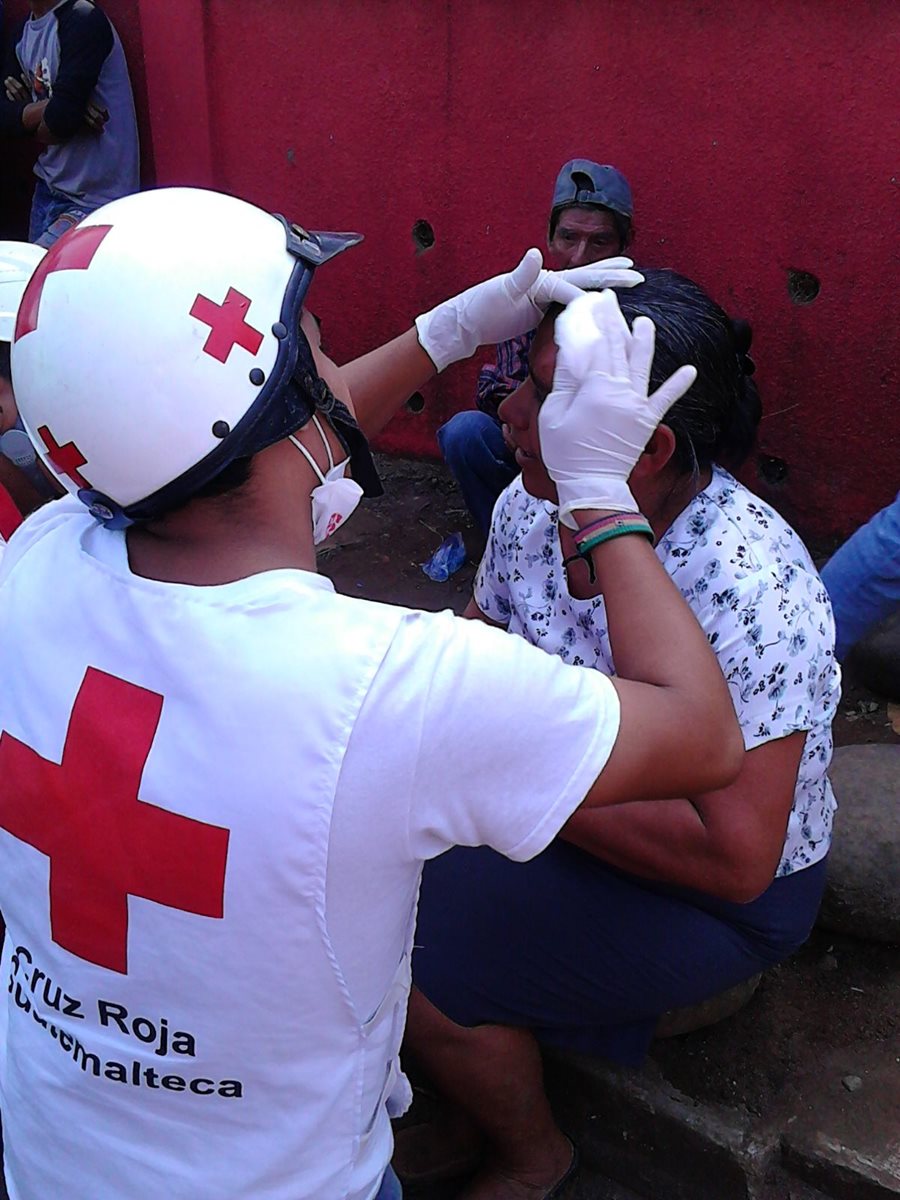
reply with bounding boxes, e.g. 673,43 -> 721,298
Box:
290,416 -> 347,487
311,415 -> 336,473
289,434 -> 326,486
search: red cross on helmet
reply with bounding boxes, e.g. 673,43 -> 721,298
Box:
0,241 -> 46,343
9,188 -> 363,525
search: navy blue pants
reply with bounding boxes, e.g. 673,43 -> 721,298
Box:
437,411 -> 518,536
413,841 -> 827,1065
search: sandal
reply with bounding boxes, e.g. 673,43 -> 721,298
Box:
393,1117 -> 484,1190
542,1138 -> 580,1199
450,1137 -> 580,1200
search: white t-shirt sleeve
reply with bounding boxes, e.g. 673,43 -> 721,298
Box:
350,608 -> 620,864
0,495 -> 85,581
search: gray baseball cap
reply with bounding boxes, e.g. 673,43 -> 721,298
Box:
552,159 -> 633,220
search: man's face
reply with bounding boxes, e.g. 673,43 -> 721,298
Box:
547,207 -> 622,269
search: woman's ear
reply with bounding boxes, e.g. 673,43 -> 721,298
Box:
631,423 -> 677,483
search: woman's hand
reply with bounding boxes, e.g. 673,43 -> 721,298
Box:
538,290 -> 696,525
414,249 -> 643,373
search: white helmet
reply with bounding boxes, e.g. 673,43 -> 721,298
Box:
11,187 -> 367,525
0,241 -> 46,343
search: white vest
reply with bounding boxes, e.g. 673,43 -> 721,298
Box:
0,506 -> 414,1200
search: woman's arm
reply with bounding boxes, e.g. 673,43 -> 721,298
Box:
537,293 -> 743,806
574,525 -> 744,805
563,732 -> 805,901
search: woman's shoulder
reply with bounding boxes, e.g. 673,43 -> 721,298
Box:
660,468 -> 824,607
491,478 -> 558,555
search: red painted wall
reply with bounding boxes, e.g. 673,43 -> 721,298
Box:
2,0 -> 898,541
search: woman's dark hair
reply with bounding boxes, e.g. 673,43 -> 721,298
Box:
0,341 -> 10,382
548,203 -> 633,252
613,269 -> 761,475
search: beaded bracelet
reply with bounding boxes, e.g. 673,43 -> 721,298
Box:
572,512 -> 654,550
564,514 -> 654,582
571,512 -> 633,543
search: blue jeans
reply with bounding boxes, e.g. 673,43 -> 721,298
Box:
437,410 -> 518,536
821,491 -> 900,660
375,1164 -> 403,1199
29,178 -> 91,247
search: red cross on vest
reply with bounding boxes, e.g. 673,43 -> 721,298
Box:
190,287 -> 264,363
36,424 -> 91,490
15,224 -> 112,341
0,668 -> 230,974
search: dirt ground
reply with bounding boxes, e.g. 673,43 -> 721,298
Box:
322,455 -> 900,1122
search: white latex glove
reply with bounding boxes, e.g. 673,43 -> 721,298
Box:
414,248 -> 644,372
538,290 -> 698,526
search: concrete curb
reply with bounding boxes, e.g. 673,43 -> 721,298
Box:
544,1051 -> 775,1200
543,1050 -> 900,1200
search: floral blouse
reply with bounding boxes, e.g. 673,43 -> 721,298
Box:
474,467 -> 841,876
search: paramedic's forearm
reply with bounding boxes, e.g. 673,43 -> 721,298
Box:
343,328 -> 436,440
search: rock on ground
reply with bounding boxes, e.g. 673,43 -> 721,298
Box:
818,744 -> 900,944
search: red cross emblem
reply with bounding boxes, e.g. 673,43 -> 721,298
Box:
15,224 -> 112,341
190,287 -> 264,363
36,424 -> 91,490
0,669 -> 230,974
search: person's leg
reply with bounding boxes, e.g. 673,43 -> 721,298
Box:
374,1163 -> 403,1200
405,989 -> 573,1200
821,491 -> 900,659
28,180 -> 90,247
28,179 -> 55,244
34,204 -> 90,249
407,843 -> 826,1194
437,410 -> 518,536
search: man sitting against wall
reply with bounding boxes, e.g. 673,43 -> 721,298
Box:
437,158 -> 635,535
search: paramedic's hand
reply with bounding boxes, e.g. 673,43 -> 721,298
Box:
414,249 -> 644,372
539,290 -> 697,526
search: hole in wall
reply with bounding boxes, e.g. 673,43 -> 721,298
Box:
406,392 -> 425,414
412,220 -> 435,253
757,454 -> 789,485
787,269 -> 820,305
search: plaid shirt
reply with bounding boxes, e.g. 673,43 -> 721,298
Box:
475,331 -> 536,418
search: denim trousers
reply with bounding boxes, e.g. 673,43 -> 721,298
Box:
821,490 -> 900,660
437,410 -> 518,536
374,1164 -> 403,1199
28,178 -> 91,247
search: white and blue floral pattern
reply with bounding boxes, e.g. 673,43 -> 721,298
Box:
475,468 -> 841,876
